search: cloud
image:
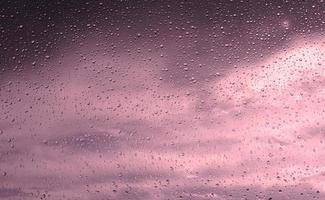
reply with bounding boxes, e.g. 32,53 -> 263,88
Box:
2,33 -> 325,199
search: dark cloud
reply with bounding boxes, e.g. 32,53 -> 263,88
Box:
0,188 -> 29,198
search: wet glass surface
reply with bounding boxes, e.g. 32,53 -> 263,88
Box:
1,0 -> 325,199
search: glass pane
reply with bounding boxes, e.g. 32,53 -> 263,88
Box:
1,0 -> 324,199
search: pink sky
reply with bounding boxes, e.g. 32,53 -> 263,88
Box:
1,33 -> 325,199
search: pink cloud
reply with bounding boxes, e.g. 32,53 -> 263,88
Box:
1,34 -> 325,199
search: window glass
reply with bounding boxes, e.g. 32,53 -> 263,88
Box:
1,0 -> 325,199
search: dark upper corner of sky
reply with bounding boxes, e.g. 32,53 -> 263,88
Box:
0,0 -> 324,72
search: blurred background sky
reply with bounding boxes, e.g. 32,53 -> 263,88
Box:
1,0 -> 325,199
